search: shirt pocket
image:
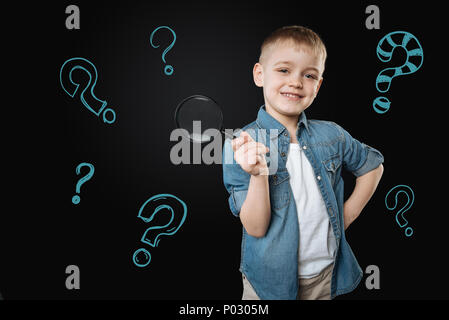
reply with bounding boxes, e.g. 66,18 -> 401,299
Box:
269,170 -> 291,211
322,155 -> 342,187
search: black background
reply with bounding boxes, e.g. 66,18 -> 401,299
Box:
1,0 -> 447,301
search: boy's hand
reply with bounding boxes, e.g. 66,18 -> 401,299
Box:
232,131 -> 270,176
343,164 -> 384,230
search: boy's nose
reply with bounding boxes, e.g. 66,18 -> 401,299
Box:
289,78 -> 303,88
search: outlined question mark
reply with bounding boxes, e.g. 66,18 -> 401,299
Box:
385,184 -> 415,237
150,26 -> 176,76
372,31 -> 424,114
72,162 -> 95,205
60,57 -> 116,124
133,194 -> 187,267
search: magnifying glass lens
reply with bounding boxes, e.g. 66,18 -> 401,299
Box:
175,95 -> 224,143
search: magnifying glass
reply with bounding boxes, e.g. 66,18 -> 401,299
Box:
174,95 -> 238,143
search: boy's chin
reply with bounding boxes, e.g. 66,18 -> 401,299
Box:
272,104 -> 307,117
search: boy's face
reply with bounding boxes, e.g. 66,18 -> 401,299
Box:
253,40 -> 324,122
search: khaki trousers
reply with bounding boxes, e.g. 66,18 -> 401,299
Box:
242,264 -> 333,300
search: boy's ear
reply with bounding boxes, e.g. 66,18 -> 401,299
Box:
315,77 -> 324,97
253,63 -> 264,87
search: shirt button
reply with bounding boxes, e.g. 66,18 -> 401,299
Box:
302,145 -> 307,150
273,175 -> 278,181
281,152 -> 286,157
317,175 -> 322,181
284,132 -> 288,137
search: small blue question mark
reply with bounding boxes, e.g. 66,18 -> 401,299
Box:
133,194 -> 187,267
385,184 -> 415,237
60,57 -> 116,124
373,31 -> 424,114
72,162 -> 95,205
150,26 -> 176,76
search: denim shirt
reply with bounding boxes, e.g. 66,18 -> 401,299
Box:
223,106 -> 384,300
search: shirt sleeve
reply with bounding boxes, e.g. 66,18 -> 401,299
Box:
337,125 -> 384,177
222,138 -> 251,217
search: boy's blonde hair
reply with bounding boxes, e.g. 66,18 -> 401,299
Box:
259,25 -> 327,68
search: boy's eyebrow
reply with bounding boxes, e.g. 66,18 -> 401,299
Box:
273,61 -> 294,66
273,61 -> 321,73
304,66 -> 321,73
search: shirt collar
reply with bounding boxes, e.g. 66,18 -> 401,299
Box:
255,105 -> 310,136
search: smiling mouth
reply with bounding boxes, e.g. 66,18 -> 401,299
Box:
281,93 -> 304,99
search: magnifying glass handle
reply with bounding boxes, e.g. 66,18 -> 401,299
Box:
221,130 -> 238,140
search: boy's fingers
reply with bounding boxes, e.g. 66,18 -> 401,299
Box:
234,131 -> 269,151
240,131 -> 253,139
231,138 -> 239,152
256,155 -> 267,165
242,142 -> 270,154
255,145 -> 270,154
239,131 -> 255,144
244,148 -> 268,165
232,134 -> 249,152
235,144 -> 269,164
247,153 -> 257,165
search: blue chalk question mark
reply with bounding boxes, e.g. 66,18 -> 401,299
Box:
385,184 -> 415,237
72,162 -> 95,205
150,26 -> 176,76
373,31 -> 424,114
133,194 -> 187,267
60,57 -> 116,124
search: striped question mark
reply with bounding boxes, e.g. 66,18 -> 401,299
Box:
373,31 -> 423,114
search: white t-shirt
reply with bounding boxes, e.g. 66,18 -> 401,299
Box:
285,143 -> 337,279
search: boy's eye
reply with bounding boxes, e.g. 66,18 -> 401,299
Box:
278,69 -> 289,73
305,74 -> 318,80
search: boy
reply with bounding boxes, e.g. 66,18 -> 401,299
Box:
223,26 -> 384,300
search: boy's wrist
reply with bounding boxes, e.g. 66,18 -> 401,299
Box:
255,166 -> 269,176
250,173 -> 269,183
343,200 -> 361,227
